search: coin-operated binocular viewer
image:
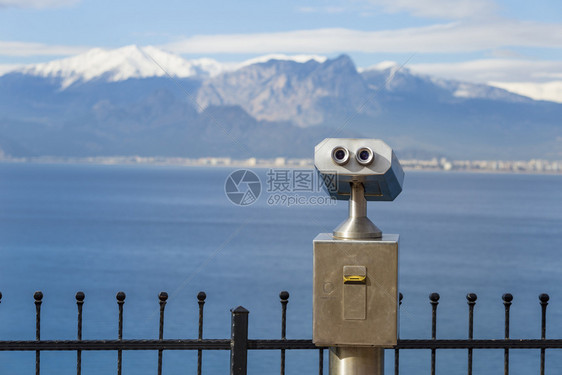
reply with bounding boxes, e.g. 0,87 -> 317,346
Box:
313,138 -> 404,375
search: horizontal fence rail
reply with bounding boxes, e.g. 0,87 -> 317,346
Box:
0,291 -> 558,375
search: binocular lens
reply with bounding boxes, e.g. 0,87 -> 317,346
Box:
356,147 -> 374,165
332,147 -> 350,165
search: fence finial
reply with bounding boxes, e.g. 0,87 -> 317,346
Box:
429,293 -> 440,303
116,292 -> 126,303
76,291 -> 85,302
197,291 -> 207,302
502,293 -> 513,304
279,291 -> 289,301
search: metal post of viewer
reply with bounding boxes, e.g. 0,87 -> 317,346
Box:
313,138 -> 404,375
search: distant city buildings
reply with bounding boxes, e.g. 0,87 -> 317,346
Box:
400,157 -> 561,173
0,154 -> 560,174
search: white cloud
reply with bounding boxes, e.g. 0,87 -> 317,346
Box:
489,49 -> 526,59
163,20 -> 562,55
409,59 -> 562,103
488,81 -> 562,103
0,0 -> 78,8
297,0 -> 496,20
0,41 -> 89,57
409,59 -> 562,83
0,63 -> 21,75
367,0 -> 496,20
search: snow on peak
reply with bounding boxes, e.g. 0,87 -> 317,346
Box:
17,45 -> 225,89
238,54 -> 328,68
8,47 -> 332,89
488,81 -> 562,104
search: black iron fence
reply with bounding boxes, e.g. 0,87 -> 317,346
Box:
0,290 -> 560,375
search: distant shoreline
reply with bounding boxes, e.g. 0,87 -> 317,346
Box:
1,156 -> 561,175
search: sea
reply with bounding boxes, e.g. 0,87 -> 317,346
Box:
0,162 -> 561,375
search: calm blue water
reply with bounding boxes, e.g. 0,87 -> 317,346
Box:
0,163 -> 561,375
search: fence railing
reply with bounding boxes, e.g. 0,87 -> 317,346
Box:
0,290 -> 560,375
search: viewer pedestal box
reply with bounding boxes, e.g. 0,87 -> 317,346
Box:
313,233 -> 399,347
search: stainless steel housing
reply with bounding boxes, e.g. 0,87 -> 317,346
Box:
315,138 -> 404,201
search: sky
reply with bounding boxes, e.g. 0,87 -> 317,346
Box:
0,0 -> 561,101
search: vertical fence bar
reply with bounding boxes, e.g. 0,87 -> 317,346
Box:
116,292 -> 126,375
318,349 -> 323,375
539,294 -> 549,375
502,293 -> 513,375
197,292 -> 206,375
466,293 -> 477,375
395,293 -> 403,375
230,306 -> 249,375
430,293 -> 440,375
280,291 -> 289,375
76,292 -> 85,375
34,291 -> 43,375
158,292 -> 168,375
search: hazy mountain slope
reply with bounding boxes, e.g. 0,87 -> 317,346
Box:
354,66 -> 562,159
0,75 -> 341,158
197,55 -> 372,127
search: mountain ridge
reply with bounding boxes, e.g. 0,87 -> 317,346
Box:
3,45 -> 548,104
5,45 -> 333,90
1,46 -> 561,160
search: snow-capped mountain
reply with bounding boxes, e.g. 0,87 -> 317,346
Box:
9,46 -> 332,90
1,47 -> 561,160
15,45 -> 224,89
6,45 -> 559,105
360,62 -> 529,102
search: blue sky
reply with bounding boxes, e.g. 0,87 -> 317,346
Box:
1,0 -> 561,101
